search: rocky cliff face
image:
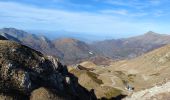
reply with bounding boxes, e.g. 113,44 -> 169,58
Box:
0,37 -> 96,100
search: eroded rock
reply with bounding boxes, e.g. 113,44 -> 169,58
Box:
0,40 -> 96,100
30,87 -> 66,100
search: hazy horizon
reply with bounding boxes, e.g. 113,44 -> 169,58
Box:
1,27 -> 167,42
1,0 -> 170,40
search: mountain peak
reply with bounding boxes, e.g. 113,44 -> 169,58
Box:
0,28 -> 29,39
1,28 -> 25,33
144,31 -> 159,36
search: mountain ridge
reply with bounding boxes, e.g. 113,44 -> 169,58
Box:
0,36 -> 97,100
0,28 -> 95,65
1,28 -> 170,65
91,31 -> 170,59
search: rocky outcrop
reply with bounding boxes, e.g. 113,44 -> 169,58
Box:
123,81 -> 170,100
0,39 -> 96,100
30,87 -> 66,100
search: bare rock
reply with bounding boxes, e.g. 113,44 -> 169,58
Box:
30,87 -> 66,100
0,40 -> 96,100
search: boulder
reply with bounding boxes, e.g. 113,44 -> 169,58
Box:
30,87 -> 66,100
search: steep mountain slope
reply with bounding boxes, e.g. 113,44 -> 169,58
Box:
0,28 -> 63,59
91,31 -> 170,59
0,38 -> 96,100
70,44 -> 170,99
105,44 -> 170,94
0,35 -> 7,40
70,69 -> 124,99
103,44 -> 170,92
107,44 -> 170,76
2,28 -> 170,66
0,32 -> 20,42
53,38 -> 94,64
0,28 -> 94,65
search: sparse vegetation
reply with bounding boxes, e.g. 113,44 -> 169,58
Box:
128,74 -> 136,83
103,87 -> 122,99
86,72 -> 103,85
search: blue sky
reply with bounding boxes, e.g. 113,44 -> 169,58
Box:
0,0 -> 170,38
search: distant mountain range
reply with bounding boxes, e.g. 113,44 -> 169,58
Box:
53,38 -> 94,64
2,28 -> 170,99
91,31 -> 170,59
1,28 -> 170,65
0,28 -> 93,65
0,28 -> 63,59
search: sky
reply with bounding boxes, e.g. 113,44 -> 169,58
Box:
0,0 -> 170,39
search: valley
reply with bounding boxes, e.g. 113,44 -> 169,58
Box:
1,28 -> 170,65
1,0 -> 170,99
70,44 -> 170,99
1,28 -> 170,99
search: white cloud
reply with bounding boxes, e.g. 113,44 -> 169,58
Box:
0,1 -> 169,35
99,9 -> 148,17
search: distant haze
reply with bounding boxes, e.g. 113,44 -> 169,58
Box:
1,0 -> 170,38
28,30 -> 138,42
